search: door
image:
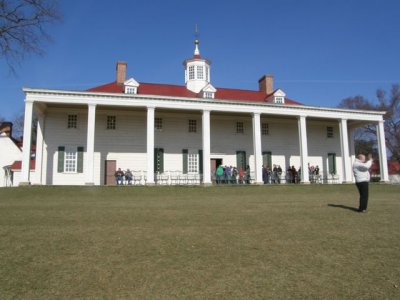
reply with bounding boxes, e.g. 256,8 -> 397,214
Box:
105,160 -> 116,185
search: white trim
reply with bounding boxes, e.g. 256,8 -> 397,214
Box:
298,116 -> 309,183
202,110 -> 211,184
252,113 -> 263,184
377,121 -> 389,182
21,100 -> 33,184
86,104 -> 96,184
339,119 -> 352,183
147,107 -> 155,184
23,88 -> 385,122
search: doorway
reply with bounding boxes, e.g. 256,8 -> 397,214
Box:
210,158 -> 223,174
105,160 -> 116,185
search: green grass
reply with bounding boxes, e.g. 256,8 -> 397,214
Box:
0,184 -> 399,299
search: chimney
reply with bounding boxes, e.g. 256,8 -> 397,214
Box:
258,75 -> 274,95
116,61 -> 127,85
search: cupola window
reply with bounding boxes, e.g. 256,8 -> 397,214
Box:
189,66 -> 195,80
197,66 -> 204,79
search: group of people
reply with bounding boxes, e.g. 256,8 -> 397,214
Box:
262,164 -> 283,184
215,165 -> 251,184
114,168 -> 133,185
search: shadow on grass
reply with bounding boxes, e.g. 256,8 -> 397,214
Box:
328,204 -> 359,212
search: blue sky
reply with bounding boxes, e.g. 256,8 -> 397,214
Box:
1,0 -> 399,121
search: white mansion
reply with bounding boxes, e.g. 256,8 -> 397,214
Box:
20,39 -> 389,185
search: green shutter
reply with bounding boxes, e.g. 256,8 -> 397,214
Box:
198,149 -> 203,174
77,146 -> 84,173
236,151 -> 246,170
328,153 -> 336,175
57,146 -> 65,173
262,151 -> 272,167
154,148 -> 164,173
182,149 -> 188,174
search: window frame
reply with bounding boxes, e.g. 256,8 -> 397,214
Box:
188,119 -> 197,133
187,152 -> 199,173
327,126 -> 334,138
67,114 -> 77,129
107,115 -> 116,130
236,122 -> 244,134
188,66 -> 195,80
64,148 -> 77,173
262,123 -> 269,135
155,117 -> 163,131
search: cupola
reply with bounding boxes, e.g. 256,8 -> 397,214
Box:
183,39 -> 212,93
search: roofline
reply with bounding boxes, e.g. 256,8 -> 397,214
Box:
23,87 -> 386,117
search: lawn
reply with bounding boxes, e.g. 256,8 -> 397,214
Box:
0,184 -> 399,299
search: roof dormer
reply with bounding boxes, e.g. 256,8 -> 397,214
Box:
201,84 -> 217,99
270,89 -> 286,104
124,78 -> 140,94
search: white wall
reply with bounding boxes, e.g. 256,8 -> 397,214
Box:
40,108 -> 346,185
0,134 -> 22,187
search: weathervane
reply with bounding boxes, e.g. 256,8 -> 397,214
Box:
194,24 -> 200,56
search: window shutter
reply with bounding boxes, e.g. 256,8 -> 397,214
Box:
154,148 -> 164,173
198,149 -> 203,174
236,151 -> 246,170
182,149 -> 188,174
57,146 -> 65,173
77,146 -> 84,173
328,153 -> 336,174
262,151 -> 272,167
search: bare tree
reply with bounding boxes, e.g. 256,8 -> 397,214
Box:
338,84 -> 400,162
0,0 -> 61,72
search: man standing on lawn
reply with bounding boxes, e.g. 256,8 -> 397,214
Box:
352,153 -> 373,212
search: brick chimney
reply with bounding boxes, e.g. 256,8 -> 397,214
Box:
116,61 -> 127,84
258,75 -> 274,95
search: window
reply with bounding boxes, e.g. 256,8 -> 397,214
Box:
197,66 -> 204,79
189,119 -> 197,133
125,87 -> 137,94
189,66 -> 195,80
107,116 -> 116,130
64,149 -> 77,173
155,118 -> 163,130
262,123 -> 269,135
188,153 -> 198,173
67,115 -> 77,129
204,92 -> 213,99
274,97 -> 284,104
58,146 -> 83,173
236,122 -> 244,134
205,66 -> 209,82
327,126 -> 334,138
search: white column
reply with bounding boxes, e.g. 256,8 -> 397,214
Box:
20,100 -> 34,185
348,127 -> 356,182
202,110 -> 211,184
252,112 -> 263,184
85,104 -> 96,185
377,120 -> 389,182
35,113 -> 45,184
146,106 -> 155,185
298,115 -> 309,183
339,119 -> 352,183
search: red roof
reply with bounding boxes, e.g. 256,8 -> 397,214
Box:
88,81 -> 302,105
10,160 -> 36,171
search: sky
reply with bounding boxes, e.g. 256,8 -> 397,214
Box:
1,0 -> 399,121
